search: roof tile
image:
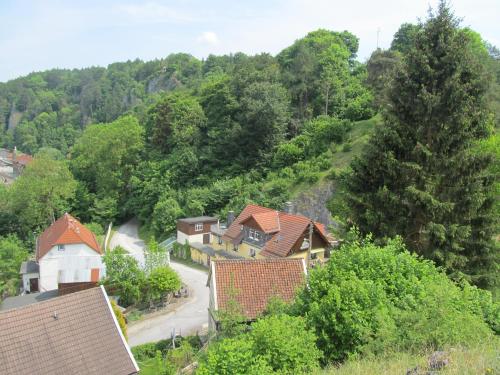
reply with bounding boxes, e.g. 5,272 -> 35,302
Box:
212,259 -> 306,320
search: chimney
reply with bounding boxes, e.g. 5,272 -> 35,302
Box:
284,201 -> 293,214
227,211 -> 235,227
12,146 -> 17,162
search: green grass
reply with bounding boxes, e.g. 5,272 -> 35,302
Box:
315,340 -> 499,375
288,114 -> 380,198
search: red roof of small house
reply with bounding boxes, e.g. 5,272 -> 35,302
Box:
36,213 -> 101,261
222,204 -> 331,258
209,259 -> 306,320
14,154 -> 33,165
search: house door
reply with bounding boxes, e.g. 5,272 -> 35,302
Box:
90,268 -> 100,282
203,233 -> 210,244
29,278 -> 39,292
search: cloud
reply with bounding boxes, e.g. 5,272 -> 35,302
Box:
197,31 -> 219,45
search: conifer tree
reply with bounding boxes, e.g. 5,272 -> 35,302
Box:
346,2 -> 498,287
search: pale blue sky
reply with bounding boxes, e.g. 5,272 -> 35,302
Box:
0,0 -> 498,82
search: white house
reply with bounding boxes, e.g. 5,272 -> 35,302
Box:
176,216 -> 218,245
21,213 -> 105,293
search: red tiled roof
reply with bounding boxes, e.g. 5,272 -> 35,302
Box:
223,204 -> 331,258
37,213 -> 101,261
242,211 -> 280,233
0,286 -> 139,375
211,259 -> 306,320
15,154 -> 33,165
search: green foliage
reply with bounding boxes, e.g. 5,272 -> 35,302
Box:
6,156 -> 76,237
198,315 -> 321,375
250,315 -> 322,374
295,234 -> 496,363
111,299 -> 128,341
145,266 -> 181,303
102,246 -> 145,306
70,115 -> 144,223
84,222 -> 104,237
278,29 -> 373,120
152,194 -> 184,237
0,234 -> 28,298
197,337 -> 274,375
346,3 -> 498,287
390,23 -> 421,55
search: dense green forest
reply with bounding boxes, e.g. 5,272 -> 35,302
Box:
0,3 -> 498,297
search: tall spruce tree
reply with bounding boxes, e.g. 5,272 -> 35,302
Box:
346,2 -> 498,287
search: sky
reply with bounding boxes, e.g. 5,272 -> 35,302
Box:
0,0 -> 499,82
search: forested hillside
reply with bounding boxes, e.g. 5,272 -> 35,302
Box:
0,10 -> 498,298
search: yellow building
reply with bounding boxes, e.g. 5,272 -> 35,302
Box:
180,203 -> 333,267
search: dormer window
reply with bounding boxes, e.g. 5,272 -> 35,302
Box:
195,223 -> 203,232
254,231 -> 261,241
249,229 -> 254,239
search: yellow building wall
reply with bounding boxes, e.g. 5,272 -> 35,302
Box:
190,247 -> 209,267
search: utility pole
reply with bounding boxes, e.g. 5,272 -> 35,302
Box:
307,220 -> 313,269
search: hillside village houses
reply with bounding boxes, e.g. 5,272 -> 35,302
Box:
176,202 -> 333,267
20,213 -> 105,294
0,146 -> 33,184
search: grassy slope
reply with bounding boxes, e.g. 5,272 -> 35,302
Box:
288,114 -> 381,198
316,340 -> 499,375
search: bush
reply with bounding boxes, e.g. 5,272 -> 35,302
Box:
85,222 -> 104,236
145,266 -> 181,303
198,315 -> 321,375
111,299 -> 127,340
251,315 -> 322,374
295,234 -> 497,363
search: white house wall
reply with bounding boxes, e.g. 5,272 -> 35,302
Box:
22,272 -> 39,292
39,244 -> 104,292
176,231 -> 206,245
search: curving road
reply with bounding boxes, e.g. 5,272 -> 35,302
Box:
110,219 -> 209,347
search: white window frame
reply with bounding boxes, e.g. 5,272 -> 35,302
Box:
254,231 -> 260,241
249,248 -> 256,257
194,223 -> 203,232
57,244 -> 65,251
249,229 -> 254,239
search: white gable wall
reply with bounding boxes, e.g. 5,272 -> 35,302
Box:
39,243 -> 104,292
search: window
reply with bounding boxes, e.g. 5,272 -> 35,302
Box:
254,231 -> 261,241
57,244 -> 65,251
311,252 -> 318,260
233,244 -> 238,252
249,248 -> 256,257
249,229 -> 254,239
218,236 -> 223,245
195,223 -> 203,232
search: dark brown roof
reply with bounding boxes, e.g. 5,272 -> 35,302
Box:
210,259 -> 306,320
0,286 -> 138,375
223,204 -> 331,258
37,213 -> 101,261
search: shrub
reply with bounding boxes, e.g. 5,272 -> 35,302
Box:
85,222 -> 104,236
295,234 -> 497,363
250,315 -> 322,374
145,266 -> 181,303
111,299 -> 127,341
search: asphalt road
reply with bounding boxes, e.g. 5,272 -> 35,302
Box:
109,219 -> 209,347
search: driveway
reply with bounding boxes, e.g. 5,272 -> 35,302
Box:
109,218 -> 146,267
109,219 -> 209,347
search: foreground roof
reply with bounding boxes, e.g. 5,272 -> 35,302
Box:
222,204 -> 330,258
209,259 -> 306,320
0,286 -> 138,375
0,290 -> 58,311
37,213 -> 101,261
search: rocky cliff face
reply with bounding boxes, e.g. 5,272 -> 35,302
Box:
293,181 -> 334,228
